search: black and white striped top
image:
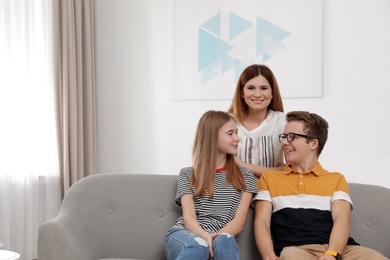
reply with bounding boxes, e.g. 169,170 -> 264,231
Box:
171,166 -> 257,235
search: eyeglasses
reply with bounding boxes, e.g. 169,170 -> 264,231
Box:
279,132 -> 310,143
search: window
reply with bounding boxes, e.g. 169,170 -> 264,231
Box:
0,1 -> 60,258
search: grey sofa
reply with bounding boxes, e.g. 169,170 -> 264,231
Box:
38,173 -> 390,260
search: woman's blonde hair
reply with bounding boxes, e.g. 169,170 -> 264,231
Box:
227,64 -> 284,124
191,110 -> 246,198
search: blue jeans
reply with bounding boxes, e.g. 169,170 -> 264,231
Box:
164,228 -> 240,260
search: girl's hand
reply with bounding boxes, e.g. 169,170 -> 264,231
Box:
206,233 -> 219,258
263,257 -> 279,260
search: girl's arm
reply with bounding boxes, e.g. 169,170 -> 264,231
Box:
181,194 -> 210,240
217,191 -> 253,236
181,194 -> 214,257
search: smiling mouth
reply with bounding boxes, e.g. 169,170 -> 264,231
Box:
252,99 -> 263,103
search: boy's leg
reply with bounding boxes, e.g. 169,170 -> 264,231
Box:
280,244 -> 325,260
343,245 -> 389,260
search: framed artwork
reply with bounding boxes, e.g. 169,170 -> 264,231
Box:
173,0 -> 323,100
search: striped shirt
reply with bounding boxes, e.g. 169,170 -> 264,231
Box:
236,110 -> 286,168
253,163 -> 359,255
171,166 -> 257,235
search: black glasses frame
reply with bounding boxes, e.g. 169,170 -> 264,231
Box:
279,132 -> 310,143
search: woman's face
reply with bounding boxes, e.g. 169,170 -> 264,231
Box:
241,75 -> 273,112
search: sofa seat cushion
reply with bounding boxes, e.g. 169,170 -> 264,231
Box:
99,258 -> 140,260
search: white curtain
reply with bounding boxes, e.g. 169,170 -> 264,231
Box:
0,0 -> 61,259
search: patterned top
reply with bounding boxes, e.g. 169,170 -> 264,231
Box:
171,166 -> 257,235
253,163 -> 359,255
236,110 -> 286,168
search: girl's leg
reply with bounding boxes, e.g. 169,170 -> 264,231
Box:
164,228 -> 209,260
212,233 -> 240,260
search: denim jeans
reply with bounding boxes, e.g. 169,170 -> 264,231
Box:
164,228 -> 240,260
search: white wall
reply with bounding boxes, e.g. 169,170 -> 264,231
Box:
95,0 -> 390,188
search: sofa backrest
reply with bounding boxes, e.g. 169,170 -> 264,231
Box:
38,173 -> 390,259
348,182 -> 390,256
59,173 -> 181,260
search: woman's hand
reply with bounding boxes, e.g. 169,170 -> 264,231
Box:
234,156 -> 244,166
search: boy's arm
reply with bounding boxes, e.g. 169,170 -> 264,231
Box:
254,200 -> 279,260
325,200 -> 351,256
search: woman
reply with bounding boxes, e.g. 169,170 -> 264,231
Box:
164,110 -> 257,260
228,64 -> 286,178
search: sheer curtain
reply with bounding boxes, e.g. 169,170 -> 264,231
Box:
0,0 -> 98,258
0,0 -> 61,259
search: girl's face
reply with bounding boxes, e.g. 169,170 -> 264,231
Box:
241,75 -> 273,112
218,119 -> 240,155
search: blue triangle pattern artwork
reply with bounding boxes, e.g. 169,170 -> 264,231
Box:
256,16 -> 291,58
229,12 -> 253,41
198,28 -> 234,71
201,12 -> 221,36
198,12 -> 291,84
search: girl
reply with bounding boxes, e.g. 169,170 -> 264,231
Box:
164,110 -> 257,260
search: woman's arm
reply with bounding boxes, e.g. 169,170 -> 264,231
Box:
236,157 -> 285,178
217,191 -> 253,236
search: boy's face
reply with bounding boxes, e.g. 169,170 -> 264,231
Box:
281,121 -> 314,165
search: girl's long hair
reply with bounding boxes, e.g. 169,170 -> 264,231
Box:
190,110 -> 247,198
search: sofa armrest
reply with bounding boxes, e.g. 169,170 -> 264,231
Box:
38,218 -> 93,260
